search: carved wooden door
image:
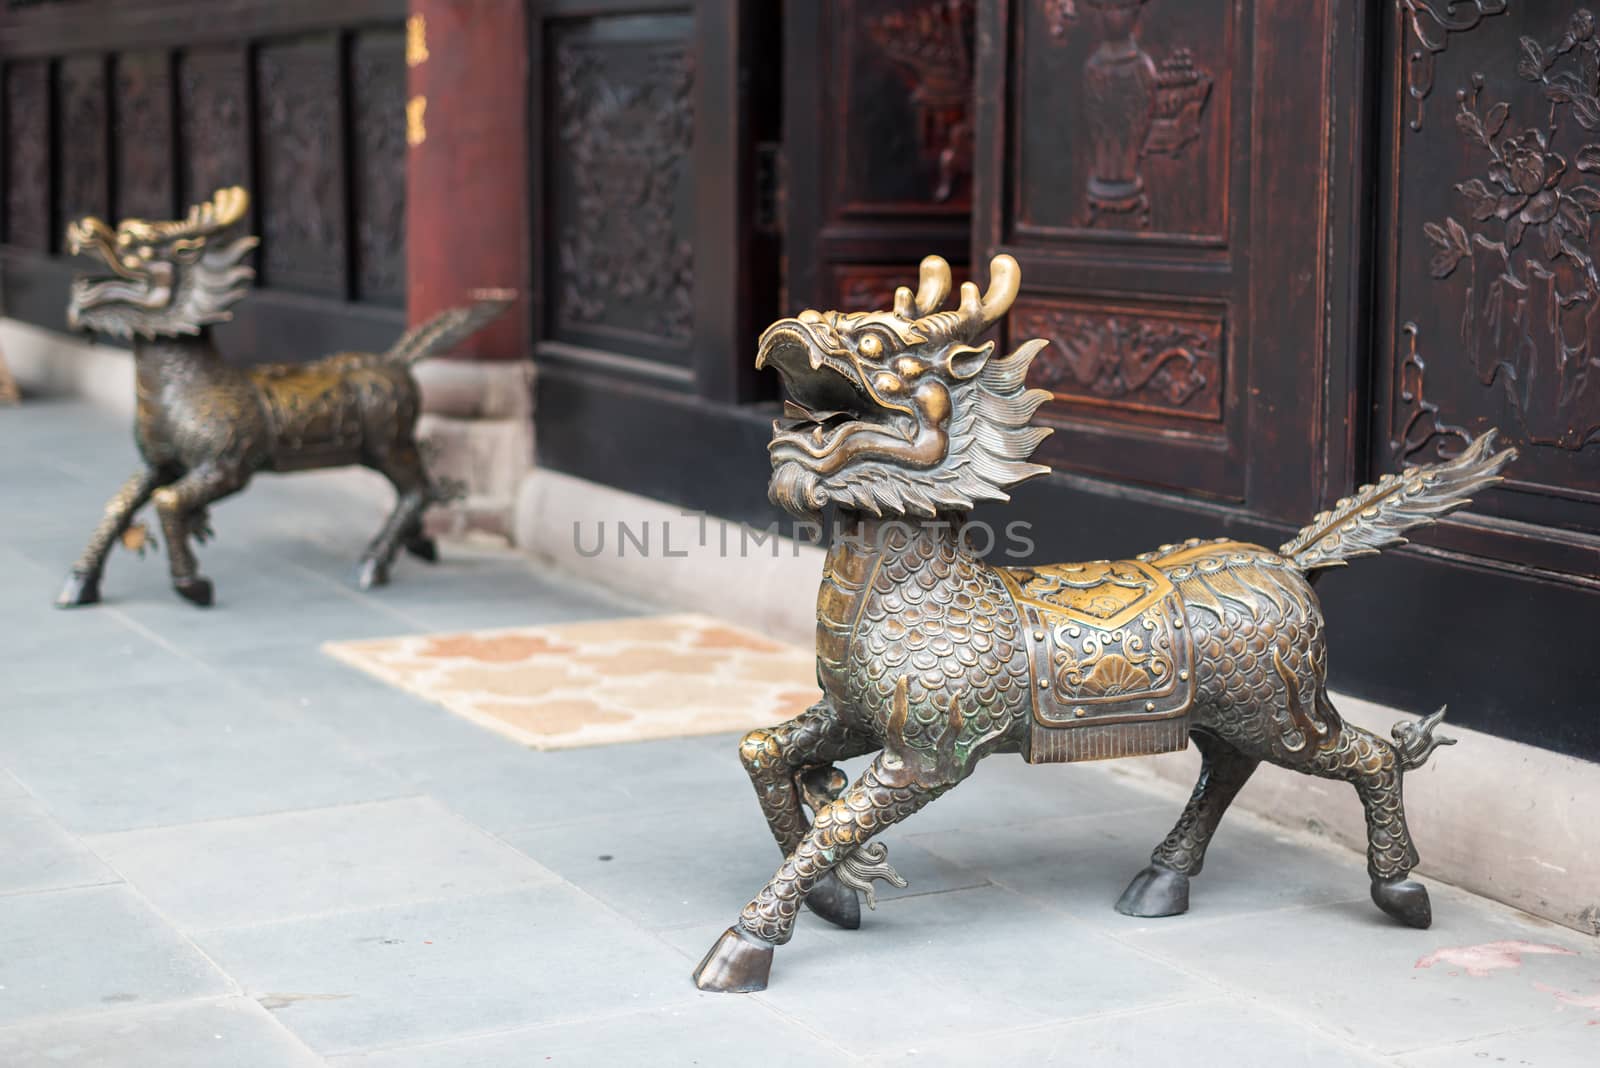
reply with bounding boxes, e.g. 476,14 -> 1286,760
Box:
782,0 -> 976,312
1376,2 -> 1600,580
976,0 -> 1330,519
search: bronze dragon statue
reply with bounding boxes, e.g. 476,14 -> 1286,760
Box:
694,253 -> 1516,992
56,187 -> 511,608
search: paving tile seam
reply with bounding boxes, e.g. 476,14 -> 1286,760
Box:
1086,907 -> 1447,1062
175,876 -> 571,938
64,839 -> 252,1004
77,793 -> 440,843
900,798 -> 1175,840
0,993 -> 335,1067
0,877 -> 126,901
1386,1018 -> 1581,1060
0,993 -> 246,1035
56,779 -> 426,838
315,998 -> 850,1063
852,993 -> 1238,1058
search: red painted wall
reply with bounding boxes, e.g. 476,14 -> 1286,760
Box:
406,0 -> 529,360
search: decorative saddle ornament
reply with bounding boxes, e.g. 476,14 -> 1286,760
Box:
1000,555 -> 1194,762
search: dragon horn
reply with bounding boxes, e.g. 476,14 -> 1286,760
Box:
125,187 -> 251,244
914,255 -> 952,314
956,254 -> 1021,333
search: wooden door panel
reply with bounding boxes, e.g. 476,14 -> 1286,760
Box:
784,0 -> 975,313
543,12 -> 696,369
981,0 -> 1266,506
1015,0 -> 1232,243
1376,3 -> 1600,578
833,0 -> 975,217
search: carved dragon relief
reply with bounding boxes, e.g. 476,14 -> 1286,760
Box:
1414,10 -> 1600,456
864,0 -> 976,203
1044,0 -> 1213,229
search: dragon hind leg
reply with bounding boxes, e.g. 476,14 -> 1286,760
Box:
1118,730 -> 1259,918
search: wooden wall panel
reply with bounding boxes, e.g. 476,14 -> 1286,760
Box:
256,35 -> 346,296
1012,296 -> 1225,423
785,0 -> 975,313
56,55 -> 109,243
1375,2 -> 1600,579
176,46 -> 249,208
3,59 -> 50,251
113,51 -> 175,222
544,12 -> 696,366
2,3 -> 407,362
350,27 -> 406,306
980,0 -> 1253,505
1016,0 -> 1230,241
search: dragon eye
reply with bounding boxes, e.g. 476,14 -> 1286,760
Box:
858,333 -> 884,358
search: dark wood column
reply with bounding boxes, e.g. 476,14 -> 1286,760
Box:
406,0 -> 530,360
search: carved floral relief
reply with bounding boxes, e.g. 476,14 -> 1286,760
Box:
1397,0 -> 1509,131
1417,10 -> 1600,454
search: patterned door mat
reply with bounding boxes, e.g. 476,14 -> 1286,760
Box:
322,613 -> 820,750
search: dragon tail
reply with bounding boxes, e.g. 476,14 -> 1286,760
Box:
381,288 -> 516,366
1279,430 -> 1516,574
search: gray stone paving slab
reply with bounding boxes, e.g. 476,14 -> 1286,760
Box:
870,996 -> 1392,1067
0,883 -> 231,1026
327,1002 -> 856,1068
503,806 -> 987,933
1,678 -> 409,834
660,885 -> 1220,1053
3,603 -> 213,698
0,798 -> 118,895
907,802 -> 1371,929
0,997 -> 322,1067
195,885 -> 698,1056
3,401 -> 1597,1065
379,733 -> 760,838
1400,1018 -> 1599,1066
870,751 -> 1175,836
237,653 -> 514,760
1121,882 -> 1600,1056
0,769 -> 31,799
87,796 -> 561,931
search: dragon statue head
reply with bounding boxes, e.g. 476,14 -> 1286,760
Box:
66,186 -> 258,339
758,253 -> 1053,518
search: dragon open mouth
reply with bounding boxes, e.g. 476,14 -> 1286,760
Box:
758,323 -> 915,467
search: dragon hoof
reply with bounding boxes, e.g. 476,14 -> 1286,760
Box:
1115,863 -> 1190,918
56,570 -> 101,608
404,536 -> 439,563
356,558 -> 389,590
805,871 -> 861,930
1371,877 -> 1432,929
173,575 -> 213,607
692,927 -> 774,993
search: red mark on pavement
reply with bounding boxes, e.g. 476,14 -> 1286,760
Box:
1534,982 -> 1600,1010
1415,940 -> 1578,977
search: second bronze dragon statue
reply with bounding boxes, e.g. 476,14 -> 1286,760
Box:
694,253 -> 1516,992
57,187 -> 510,608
